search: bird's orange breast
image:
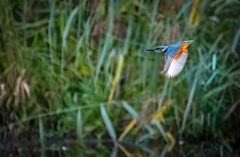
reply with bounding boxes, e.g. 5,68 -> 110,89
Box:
173,45 -> 189,60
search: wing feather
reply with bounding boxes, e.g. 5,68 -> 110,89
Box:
164,52 -> 188,78
162,55 -> 174,73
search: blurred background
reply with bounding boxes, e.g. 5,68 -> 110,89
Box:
0,0 -> 240,156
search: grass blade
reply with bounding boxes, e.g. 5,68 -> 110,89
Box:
122,101 -> 138,118
180,50 -> 201,134
108,54 -> 124,103
76,108 -> 82,140
48,0 -> 56,66
231,28 -> 240,52
61,6 -> 79,74
100,104 -> 117,142
122,101 -> 154,135
118,119 -> 136,141
39,117 -> 45,149
95,0 -> 114,84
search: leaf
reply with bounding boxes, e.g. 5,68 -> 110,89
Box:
180,50 -> 201,134
108,54 -> 124,104
39,117 -> 45,148
62,6 -> 79,48
122,101 -> 138,118
76,108 -> 82,139
100,104 -> 117,141
231,28 -> 240,52
122,101 -> 154,135
166,132 -> 176,152
189,0 -> 201,28
118,119 -> 136,141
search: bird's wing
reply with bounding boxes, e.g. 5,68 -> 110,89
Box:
164,52 -> 188,78
162,44 -> 182,72
165,44 -> 181,56
162,55 -> 174,73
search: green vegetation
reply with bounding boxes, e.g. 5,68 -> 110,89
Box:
0,0 -> 240,156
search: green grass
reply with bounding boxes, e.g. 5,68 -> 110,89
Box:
0,0 -> 240,155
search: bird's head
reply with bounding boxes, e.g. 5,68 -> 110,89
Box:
146,45 -> 167,53
180,40 -> 194,50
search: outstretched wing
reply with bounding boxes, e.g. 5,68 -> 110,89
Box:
164,52 -> 188,78
162,44 -> 182,73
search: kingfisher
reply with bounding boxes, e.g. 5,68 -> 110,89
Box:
147,40 -> 193,78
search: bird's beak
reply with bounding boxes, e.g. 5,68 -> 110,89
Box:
186,40 -> 194,43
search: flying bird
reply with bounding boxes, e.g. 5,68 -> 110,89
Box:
147,40 -> 193,78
